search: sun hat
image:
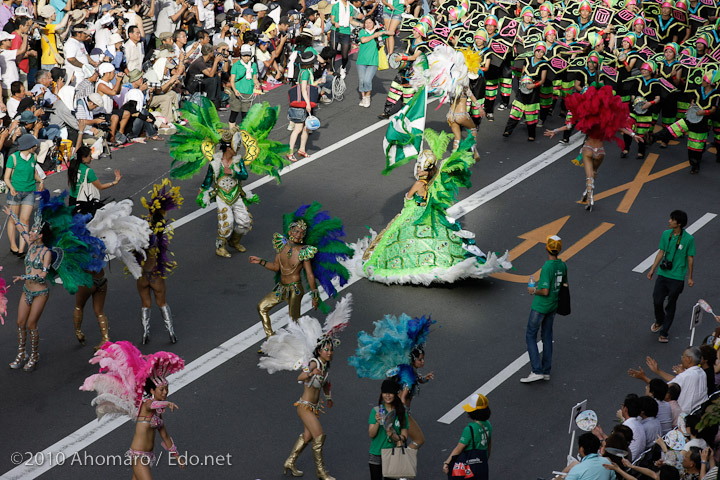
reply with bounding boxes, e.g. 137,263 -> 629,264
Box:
87,93 -> 104,107
108,33 -> 124,45
240,44 -> 253,55
17,134 -> 39,151
127,69 -> 143,82
82,64 -> 96,78
39,5 -> 56,18
18,111 -> 38,124
463,394 -> 489,412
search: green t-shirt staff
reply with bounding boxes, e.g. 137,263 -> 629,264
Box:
230,55 -> 260,95
331,0 -> 361,34
66,145 -> 122,204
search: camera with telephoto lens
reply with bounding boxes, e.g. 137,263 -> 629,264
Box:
97,121 -> 111,132
660,259 -> 673,270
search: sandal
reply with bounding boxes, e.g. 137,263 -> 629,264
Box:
297,151 -> 310,158
286,153 -> 298,162
658,336 -> 669,343
650,322 -> 662,333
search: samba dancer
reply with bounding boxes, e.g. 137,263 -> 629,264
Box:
259,296 -> 352,480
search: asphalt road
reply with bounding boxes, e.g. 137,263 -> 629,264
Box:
1,59 -> 720,480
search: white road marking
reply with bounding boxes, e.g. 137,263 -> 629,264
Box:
2,124 -> 583,479
631,212 -> 717,273
437,343 -> 543,425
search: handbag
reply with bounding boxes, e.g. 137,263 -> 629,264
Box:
378,46 -> 389,71
382,445 -> 417,479
447,423 -> 489,480
288,82 -> 319,108
556,276 -> 571,316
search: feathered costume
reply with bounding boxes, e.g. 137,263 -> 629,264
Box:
564,85 -> 630,148
168,97 -> 291,257
258,295 -> 352,480
136,180 -> 183,345
37,190 -> 106,294
80,341 -> 185,461
349,314 -> 434,395
257,202 -> 354,339
409,44 -> 470,105
87,200 -> 152,280
0,267 -> 8,325
347,130 -> 511,286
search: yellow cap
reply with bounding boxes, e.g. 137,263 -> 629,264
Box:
463,393 -> 489,412
546,235 -> 562,254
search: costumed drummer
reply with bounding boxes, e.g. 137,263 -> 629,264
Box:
502,42 -> 548,142
249,219 -> 320,339
198,130 -> 252,258
622,61 -> 661,159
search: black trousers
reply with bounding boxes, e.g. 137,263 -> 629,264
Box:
653,274 -> 685,337
369,462 -> 390,480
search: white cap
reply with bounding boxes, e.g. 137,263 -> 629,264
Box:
98,62 -> 115,75
14,6 -> 31,17
87,93 -> 103,107
98,14 -> 114,25
81,64 -> 96,78
0,32 -> 13,42
108,33 -> 123,45
240,44 -> 253,55
253,3 -> 268,12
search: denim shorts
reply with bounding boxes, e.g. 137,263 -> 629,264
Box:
288,107 -> 308,124
7,191 -> 35,206
384,10 -> 403,21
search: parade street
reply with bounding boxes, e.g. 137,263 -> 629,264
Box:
2,65 -> 720,480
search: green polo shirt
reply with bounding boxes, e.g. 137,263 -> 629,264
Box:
230,60 -> 257,94
357,30 -> 379,66
331,2 -> 354,34
657,229 -> 695,281
531,259 -> 567,314
7,151 -> 37,192
70,164 -> 98,198
459,420 -> 492,451
368,406 -> 408,455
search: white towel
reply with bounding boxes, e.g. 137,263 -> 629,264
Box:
240,59 -> 253,80
338,1 -> 350,28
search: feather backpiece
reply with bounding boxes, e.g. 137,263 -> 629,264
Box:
348,313 -> 417,380
37,191 -> 105,293
168,96 -> 223,179
0,266 -> 8,324
259,294 -> 353,373
139,180 -> 183,278
239,102 -> 291,181
410,44 -> 469,104
280,203 -> 354,312
564,85 -> 630,147
87,200 -> 152,279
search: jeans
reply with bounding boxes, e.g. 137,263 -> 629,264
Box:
653,275 -> 685,337
526,308 -> 555,375
357,64 -> 378,93
131,118 -> 157,138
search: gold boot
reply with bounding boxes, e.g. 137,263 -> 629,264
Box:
311,435 -> 335,480
216,237 -> 232,258
95,314 -> 110,351
229,232 -> 246,252
283,435 -> 309,476
9,327 -> 27,369
23,329 -> 39,372
73,307 -> 85,345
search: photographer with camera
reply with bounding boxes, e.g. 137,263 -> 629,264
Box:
146,57 -> 182,127
0,30 -> 34,101
6,81 -> 26,119
6,107 -> 54,168
157,0 -> 191,37
647,210 -> 696,343
38,5 -> 75,72
103,33 -> 126,72
66,25 -> 98,85
95,63 -> 124,115
186,43 -> 223,107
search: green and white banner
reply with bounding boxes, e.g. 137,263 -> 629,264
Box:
382,87 -> 427,175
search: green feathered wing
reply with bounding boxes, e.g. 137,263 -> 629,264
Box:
239,102 -> 291,182
168,96 -> 224,179
415,130 -> 475,233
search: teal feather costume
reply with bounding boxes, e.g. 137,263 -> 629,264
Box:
345,129 -> 511,286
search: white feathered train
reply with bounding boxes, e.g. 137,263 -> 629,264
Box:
258,294 -> 353,373
410,44 -> 470,104
87,200 -> 152,279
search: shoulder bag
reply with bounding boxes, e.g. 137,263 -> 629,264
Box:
74,167 -> 104,216
557,271 -> 571,316
447,423 -> 489,480
41,34 -> 65,65
288,81 -> 319,108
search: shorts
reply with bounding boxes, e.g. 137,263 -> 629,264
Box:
288,106 -> 308,124
383,10 -> 403,21
229,91 -> 254,113
7,191 -> 35,206
333,31 -> 351,46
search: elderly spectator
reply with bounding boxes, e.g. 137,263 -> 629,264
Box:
124,26 -> 145,72
157,0 -> 190,37
186,43 -> 223,107
66,25 -> 96,85
31,70 -> 59,107
639,396 -> 662,450
252,2 -> 268,29
649,348 -> 708,414
147,60 -> 182,127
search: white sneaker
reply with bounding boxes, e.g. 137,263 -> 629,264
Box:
359,98 -> 365,107
520,372 -> 545,383
287,122 -> 295,131
365,97 -> 371,107
339,67 -> 346,79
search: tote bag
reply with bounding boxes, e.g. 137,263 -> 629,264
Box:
381,445 -> 417,479
448,424 -> 489,480
288,82 -> 319,108
378,46 -> 389,71
557,281 -> 571,316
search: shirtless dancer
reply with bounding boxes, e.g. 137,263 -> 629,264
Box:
249,219 -> 320,341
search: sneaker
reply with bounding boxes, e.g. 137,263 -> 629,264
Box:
543,375 -> 550,381
359,98 -> 365,107
320,96 -> 332,104
287,122 -> 295,131
520,372 -> 545,383
364,97 -> 371,107
486,112 -> 494,122
537,119 -> 544,127
339,67 -> 346,80
497,103 -> 508,111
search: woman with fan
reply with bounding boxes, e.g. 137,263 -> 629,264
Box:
368,379 -> 409,480
259,295 -> 353,480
